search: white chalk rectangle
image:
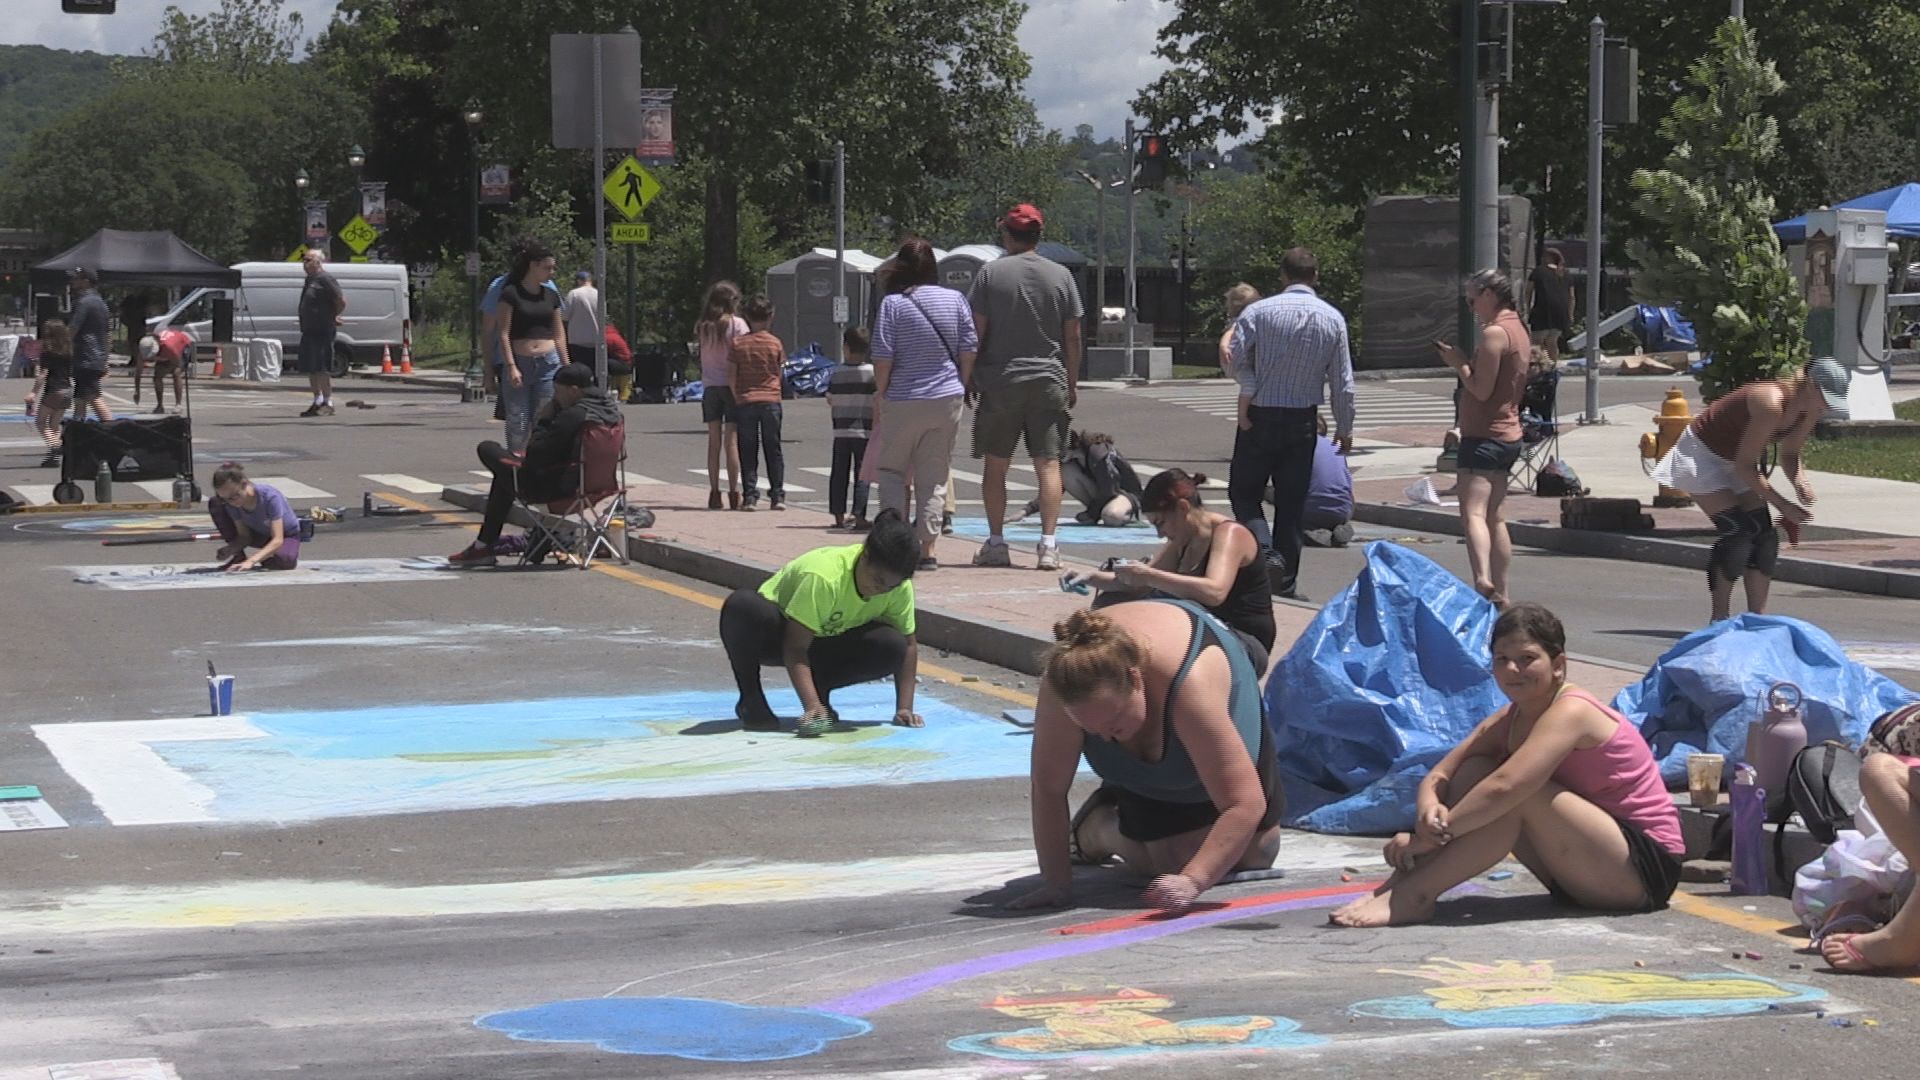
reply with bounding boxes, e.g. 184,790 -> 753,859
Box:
249,476 -> 333,500
0,798 -> 67,832
33,717 -> 265,826
68,557 -> 460,592
46,1060 -> 182,1080
362,473 -> 445,494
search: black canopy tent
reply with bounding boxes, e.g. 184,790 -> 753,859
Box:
27,229 -> 235,506
29,228 -> 239,292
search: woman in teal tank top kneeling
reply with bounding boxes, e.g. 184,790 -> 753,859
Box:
1007,598 -> 1281,915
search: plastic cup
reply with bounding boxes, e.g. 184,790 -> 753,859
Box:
1686,752 -> 1725,807
207,674 -> 235,716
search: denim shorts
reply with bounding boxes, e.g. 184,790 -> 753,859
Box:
1457,436 -> 1522,474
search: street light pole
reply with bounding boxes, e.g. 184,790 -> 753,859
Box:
463,103 -> 484,399
1584,17 -> 1605,424
1073,169 -> 1116,324
293,168 -> 309,250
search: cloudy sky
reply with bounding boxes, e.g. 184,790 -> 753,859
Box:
2,0 -> 1179,140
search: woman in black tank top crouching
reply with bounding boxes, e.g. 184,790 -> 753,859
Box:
1075,468 -> 1276,675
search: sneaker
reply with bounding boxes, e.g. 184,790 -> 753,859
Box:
769,500 -> 786,512
299,404 -> 321,418
972,538 -> 1012,567
737,704 -> 781,732
39,452 -> 61,469
1036,540 -> 1061,571
317,403 -> 336,417
941,511 -> 954,535
446,542 -> 497,568
151,403 -> 165,415
916,556 -> 939,573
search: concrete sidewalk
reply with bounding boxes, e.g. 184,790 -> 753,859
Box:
439,480 -> 1639,699
1349,401 -> 1920,599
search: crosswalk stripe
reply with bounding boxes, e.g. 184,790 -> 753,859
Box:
1128,463 -> 1228,489
686,468 -> 815,493
132,480 -> 179,501
361,473 -> 445,494
11,484 -> 55,505
251,476 -> 333,500
949,467 -> 1033,491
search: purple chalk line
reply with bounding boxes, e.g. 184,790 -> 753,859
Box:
810,887 -> 1369,1017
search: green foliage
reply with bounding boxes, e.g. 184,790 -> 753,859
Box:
0,45 -> 123,176
1628,20 -> 1807,400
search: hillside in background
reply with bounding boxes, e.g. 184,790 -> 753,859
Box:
0,44 -> 125,176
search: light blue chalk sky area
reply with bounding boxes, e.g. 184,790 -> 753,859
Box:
2,0 -> 1183,142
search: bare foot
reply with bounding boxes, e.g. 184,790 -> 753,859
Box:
1328,887 -> 1435,928
1821,931 -> 1920,974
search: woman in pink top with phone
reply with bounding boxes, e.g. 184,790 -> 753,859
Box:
1331,603 -> 1682,927
1435,269 -> 1531,610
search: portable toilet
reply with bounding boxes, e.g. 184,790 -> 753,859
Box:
765,247 -> 884,356
937,244 -> 1005,296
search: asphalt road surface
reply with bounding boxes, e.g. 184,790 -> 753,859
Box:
0,371 -> 1917,1077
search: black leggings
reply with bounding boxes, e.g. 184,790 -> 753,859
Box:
718,588 -> 907,716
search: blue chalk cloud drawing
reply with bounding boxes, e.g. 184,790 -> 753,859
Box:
1349,960 -> 1828,1030
475,997 -> 871,1062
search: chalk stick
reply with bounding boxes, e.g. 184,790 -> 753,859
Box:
0,785 -> 43,801
1221,868 -> 1287,884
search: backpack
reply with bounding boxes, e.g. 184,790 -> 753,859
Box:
1534,458 -> 1587,497
1770,740 -> 1863,887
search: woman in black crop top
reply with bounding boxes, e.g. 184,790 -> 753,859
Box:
495,240 -> 567,453
1076,469 -> 1276,674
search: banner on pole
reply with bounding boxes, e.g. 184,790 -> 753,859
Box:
480,164 -> 513,205
360,182 -> 388,229
304,202 -> 329,246
636,88 -> 676,164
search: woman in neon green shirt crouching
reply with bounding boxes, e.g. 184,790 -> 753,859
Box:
720,508 -> 925,734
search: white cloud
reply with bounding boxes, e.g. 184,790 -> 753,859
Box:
1017,0 -> 1177,139
0,0 -> 336,56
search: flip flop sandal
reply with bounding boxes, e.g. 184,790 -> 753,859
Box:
1068,786 -> 1119,866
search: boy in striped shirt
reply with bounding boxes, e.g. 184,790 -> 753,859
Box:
828,327 -> 876,529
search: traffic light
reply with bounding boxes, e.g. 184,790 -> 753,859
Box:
803,159 -> 831,205
62,0 -> 118,13
1133,133 -> 1169,190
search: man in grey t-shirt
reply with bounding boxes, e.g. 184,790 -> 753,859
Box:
66,267 -> 115,423
966,203 -> 1083,571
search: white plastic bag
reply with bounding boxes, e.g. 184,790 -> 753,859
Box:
1792,797 -> 1914,937
1403,475 -> 1457,508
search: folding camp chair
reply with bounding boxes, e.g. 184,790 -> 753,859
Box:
515,419 -> 630,569
1512,365 -> 1561,494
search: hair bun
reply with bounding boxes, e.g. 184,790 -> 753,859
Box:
1052,609 -> 1113,647
1189,472 -> 1209,488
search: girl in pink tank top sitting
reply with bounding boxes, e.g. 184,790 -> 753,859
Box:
1331,603 -> 1683,928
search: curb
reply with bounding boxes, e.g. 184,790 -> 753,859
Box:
1354,500 -> 1920,600
354,370 -> 467,390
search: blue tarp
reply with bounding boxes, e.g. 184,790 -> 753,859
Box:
1268,542 -> 1503,835
783,346 -> 836,398
1630,305 -> 1697,353
1774,182 -> 1920,242
1611,615 -> 1919,786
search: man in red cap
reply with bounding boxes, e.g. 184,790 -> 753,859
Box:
966,203 -> 1084,571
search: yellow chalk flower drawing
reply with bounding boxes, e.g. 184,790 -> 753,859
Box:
1351,958 -> 1826,1029
948,986 -> 1325,1060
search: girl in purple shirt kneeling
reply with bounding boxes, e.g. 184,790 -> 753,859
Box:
208,462 -> 301,571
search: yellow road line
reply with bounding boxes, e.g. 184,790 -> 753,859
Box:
1669,891 -> 1920,986
395,490 -> 1041,709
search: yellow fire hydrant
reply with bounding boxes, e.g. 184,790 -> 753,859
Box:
1638,387 -> 1693,507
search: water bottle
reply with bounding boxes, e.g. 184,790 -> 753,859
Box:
363,490 -> 374,517
172,476 -> 194,509
93,460 -> 113,504
1729,764 -> 1769,895
1744,681 -> 1808,803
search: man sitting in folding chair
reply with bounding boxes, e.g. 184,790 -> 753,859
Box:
449,363 -> 625,568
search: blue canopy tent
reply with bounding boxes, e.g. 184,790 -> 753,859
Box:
1774,182 -> 1920,242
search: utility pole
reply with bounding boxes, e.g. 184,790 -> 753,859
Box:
1124,117 -> 1139,380
833,140 -> 846,361
589,33 -> 609,389
1583,16 -> 1605,425
1457,0 -> 1481,353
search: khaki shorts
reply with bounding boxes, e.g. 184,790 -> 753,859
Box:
972,377 -> 1069,460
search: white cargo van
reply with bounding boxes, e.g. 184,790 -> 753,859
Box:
151,261 -> 410,377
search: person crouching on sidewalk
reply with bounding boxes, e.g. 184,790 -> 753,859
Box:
208,462 -> 302,571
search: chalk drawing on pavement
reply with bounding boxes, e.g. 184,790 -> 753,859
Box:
1348,959 -> 1826,1029
476,997 -> 870,1062
478,883 -> 1373,1061
947,517 -> 1162,547
9,511 -> 208,536
33,686 -> 1049,826
67,557 -> 459,591
947,987 -> 1326,1060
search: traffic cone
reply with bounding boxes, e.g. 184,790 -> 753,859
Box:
399,339 -> 414,375
210,346 -> 224,378
379,345 -> 394,374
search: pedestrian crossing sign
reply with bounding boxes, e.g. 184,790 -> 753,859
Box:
602,156 -> 659,221
610,222 -> 651,244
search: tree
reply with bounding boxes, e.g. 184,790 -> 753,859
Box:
140,0 -> 305,77
1628,19 -> 1806,400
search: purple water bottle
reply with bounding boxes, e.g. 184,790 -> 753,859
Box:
1729,764 -> 1768,896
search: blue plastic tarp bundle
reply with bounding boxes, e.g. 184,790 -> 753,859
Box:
783,346 -> 836,398
1611,615 -> 1918,785
677,379 -> 705,402
1267,542 -> 1503,835
1629,305 -> 1697,353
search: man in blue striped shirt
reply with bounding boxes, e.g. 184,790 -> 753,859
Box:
1226,248 -> 1355,601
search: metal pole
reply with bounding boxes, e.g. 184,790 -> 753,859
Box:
1731,0 -> 1744,18
1584,15 -> 1605,424
1457,0 -> 1480,352
1124,118 -> 1138,380
466,138 -> 480,389
833,139 -> 846,362
625,245 -> 635,346
591,33 -> 608,389
1475,78 -> 1500,272
1094,177 -> 1107,316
